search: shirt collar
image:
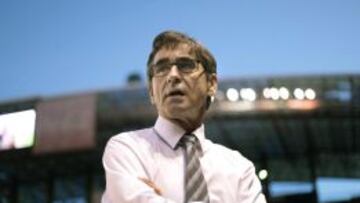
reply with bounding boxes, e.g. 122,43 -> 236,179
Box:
154,116 -> 207,151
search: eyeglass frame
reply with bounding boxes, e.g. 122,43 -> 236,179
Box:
150,57 -> 203,77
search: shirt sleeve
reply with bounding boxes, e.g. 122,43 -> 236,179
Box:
237,160 -> 267,203
102,134 -> 177,203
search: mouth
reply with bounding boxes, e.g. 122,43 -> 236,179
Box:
167,90 -> 185,98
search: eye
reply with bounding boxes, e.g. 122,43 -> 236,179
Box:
156,64 -> 168,73
154,61 -> 171,75
176,58 -> 196,72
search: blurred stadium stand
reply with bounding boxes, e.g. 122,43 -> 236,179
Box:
0,74 -> 360,202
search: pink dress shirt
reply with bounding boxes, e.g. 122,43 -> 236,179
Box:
102,116 -> 266,203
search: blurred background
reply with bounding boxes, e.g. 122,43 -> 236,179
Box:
0,0 -> 360,202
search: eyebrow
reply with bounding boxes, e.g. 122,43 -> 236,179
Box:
154,58 -> 171,65
154,57 -> 195,65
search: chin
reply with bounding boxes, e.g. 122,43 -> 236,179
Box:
168,106 -> 185,114
165,106 -> 187,116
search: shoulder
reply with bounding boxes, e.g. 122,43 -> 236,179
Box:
104,128 -> 155,152
109,128 -> 153,143
102,128 -> 157,178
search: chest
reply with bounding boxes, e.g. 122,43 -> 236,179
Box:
150,149 -> 185,202
149,149 -> 239,203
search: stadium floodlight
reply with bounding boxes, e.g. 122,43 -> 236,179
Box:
279,87 -> 289,100
240,88 -> 257,102
263,88 -> 271,99
294,88 -> 305,100
305,88 -> 316,100
258,169 -> 268,180
226,88 -> 239,102
270,87 -> 280,100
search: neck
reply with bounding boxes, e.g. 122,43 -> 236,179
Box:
170,118 -> 202,134
160,102 -> 207,134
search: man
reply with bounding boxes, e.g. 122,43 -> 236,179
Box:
102,31 -> 266,203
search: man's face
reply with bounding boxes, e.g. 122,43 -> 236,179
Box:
149,43 -> 217,123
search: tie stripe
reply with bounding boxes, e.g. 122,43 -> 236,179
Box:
179,134 -> 209,203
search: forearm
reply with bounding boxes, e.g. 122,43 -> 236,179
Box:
102,137 -> 177,203
103,169 -> 176,203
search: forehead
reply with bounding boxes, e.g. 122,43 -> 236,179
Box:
153,43 -> 195,64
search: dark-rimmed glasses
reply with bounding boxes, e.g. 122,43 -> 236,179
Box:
151,57 -> 200,77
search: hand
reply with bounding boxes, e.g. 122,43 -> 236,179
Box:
138,177 -> 163,195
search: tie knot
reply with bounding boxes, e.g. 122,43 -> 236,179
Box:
180,134 -> 197,146
177,134 -> 204,155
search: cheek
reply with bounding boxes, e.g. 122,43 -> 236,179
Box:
153,87 -> 161,102
189,81 -> 208,102
152,81 -> 165,102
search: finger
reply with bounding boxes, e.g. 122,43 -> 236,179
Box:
138,177 -> 162,195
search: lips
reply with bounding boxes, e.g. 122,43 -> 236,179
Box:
167,89 -> 185,97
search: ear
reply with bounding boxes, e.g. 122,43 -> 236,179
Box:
207,73 -> 218,97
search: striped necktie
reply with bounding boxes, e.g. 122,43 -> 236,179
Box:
179,134 -> 209,203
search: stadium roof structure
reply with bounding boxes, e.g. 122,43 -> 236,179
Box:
0,74 -> 359,200
97,74 -> 360,182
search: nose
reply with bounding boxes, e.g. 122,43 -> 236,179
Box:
166,65 -> 181,84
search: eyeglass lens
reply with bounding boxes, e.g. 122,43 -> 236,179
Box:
153,57 -> 197,76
